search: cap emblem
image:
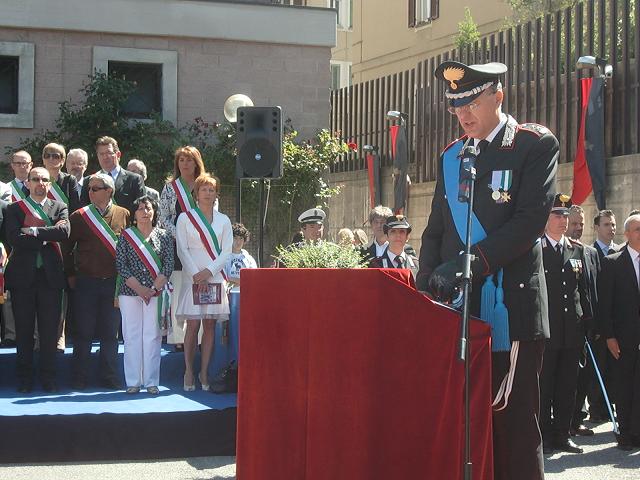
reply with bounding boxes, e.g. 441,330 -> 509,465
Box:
443,67 -> 465,90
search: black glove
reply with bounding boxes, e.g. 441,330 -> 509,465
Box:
427,259 -> 462,303
427,254 -> 485,303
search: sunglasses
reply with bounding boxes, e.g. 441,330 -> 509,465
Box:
43,152 -> 63,160
89,186 -> 109,192
30,176 -> 51,183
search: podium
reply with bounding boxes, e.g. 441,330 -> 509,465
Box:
236,269 -> 493,480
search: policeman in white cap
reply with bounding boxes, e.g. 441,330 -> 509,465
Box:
297,207 -> 326,242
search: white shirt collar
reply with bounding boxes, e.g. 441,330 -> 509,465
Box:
546,235 -> 565,249
473,112 -> 508,146
104,166 -> 121,179
374,240 -> 389,257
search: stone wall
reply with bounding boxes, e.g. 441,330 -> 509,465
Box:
326,155 -> 640,252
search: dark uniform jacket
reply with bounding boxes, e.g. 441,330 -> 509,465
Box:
417,115 -> 558,341
81,168 -> 145,214
582,243 -> 600,335
598,246 -> 640,350
54,171 -> 83,214
369,246 -> 419,277
541,236 -> 592,349
5,198 -> 70,289
361,241 -> 417,264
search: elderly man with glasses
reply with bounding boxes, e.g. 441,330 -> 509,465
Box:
64,173 -> 130,390
5,167 -> 70,393
416,61 -> 558,480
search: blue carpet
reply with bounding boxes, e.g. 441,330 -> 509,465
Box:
0,345 -> 236,416
0,345 -> 237,462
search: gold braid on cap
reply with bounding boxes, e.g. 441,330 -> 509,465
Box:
443,67 -> 465,90
559,194 -> 571,206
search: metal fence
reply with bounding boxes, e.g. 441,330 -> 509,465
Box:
330,0 -> 640,183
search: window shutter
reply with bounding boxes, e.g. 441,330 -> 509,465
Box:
408,0 -> 416,27
430,0 -> 439,20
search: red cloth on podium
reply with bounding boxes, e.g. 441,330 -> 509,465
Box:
237,268 -> 493,480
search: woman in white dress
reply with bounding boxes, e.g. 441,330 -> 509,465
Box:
175,173 -> 232,391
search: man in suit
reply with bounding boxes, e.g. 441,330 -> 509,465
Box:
65,148 -> 89,190
0,199 -> 10,349
0,150 -> 33,349
593,210 -> 621,258
369,215 -> 418,278
590,209 -> 622,422
81,136 -> 145,214
417,61 -> 557,480
539,195 -> 592,454
598,213 -> 640,450
5,167 -> 70,393
127,159 -> 159,203
567,205 -> 600,437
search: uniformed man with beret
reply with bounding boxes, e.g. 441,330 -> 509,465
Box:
416,61 -> 558,480
539,194 -> 592,454
369,215 -> 418,278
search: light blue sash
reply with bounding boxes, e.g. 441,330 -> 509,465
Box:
442,140 -> 510,351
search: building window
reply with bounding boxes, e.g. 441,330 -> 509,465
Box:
330,61 -> 351,90
408,0 -> 439,27
0,56 -> 19,114
108,61 -> 162,119
0,42 -> 35,129
328,0 -> 353,30
93,47 -> 177,124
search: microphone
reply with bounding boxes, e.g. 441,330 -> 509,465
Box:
458,144 -> 479,203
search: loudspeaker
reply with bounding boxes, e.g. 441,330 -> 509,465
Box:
236,106 -> 283,179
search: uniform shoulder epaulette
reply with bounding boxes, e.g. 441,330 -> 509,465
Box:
518,123 -> 550,137
567,237 -> 583,246
442,135 -> 468,153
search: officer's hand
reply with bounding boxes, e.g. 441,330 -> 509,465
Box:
427,259 -> 461,303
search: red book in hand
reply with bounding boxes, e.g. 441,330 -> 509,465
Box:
23,214 -> 46,228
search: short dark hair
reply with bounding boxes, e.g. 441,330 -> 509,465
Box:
232,223 -> 250,240
593,209 -> 615,226
132,195 -> 159,227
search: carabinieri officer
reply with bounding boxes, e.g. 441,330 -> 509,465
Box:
416,61 -> 558,480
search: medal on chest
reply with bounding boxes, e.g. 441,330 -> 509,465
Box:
488,170 -> 513,204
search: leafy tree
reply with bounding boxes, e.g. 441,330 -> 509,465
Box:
506,0 -> 579,24
455,7 -> 481,50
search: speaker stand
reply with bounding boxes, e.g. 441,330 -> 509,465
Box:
258,178 -> 265,267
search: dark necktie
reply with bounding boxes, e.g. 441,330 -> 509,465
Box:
605,247 -> 612,256
21,182 -> 29,195
477,140 -> 490,156
395,256 -> 405,268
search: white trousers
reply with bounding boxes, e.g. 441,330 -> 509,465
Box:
119,295 -> 162,388
166,271 -> 186,344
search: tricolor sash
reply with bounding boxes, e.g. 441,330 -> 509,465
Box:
171,177 -> 196,213
17,197 -> 63,261
47,180 -> 69,205
121,227 -> 172,329
10,180 -> 27,203
184,207 -> 228,281
77,205 -> 118,257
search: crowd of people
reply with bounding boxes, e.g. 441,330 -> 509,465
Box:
0,137 -> 256,396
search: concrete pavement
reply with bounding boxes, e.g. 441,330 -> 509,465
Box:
1,422 -> 639,480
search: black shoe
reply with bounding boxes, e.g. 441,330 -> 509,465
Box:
0,338 -> 17,348
587,413 -> 607,424
42,381 -> 59,393
210,360 -> 238,394
17,382 -> 32,394
99,377 -> 122,390
543,440 -> 555,454
617,436 -> 634,451
554,438 -> 583,453
569,425 -> 595,436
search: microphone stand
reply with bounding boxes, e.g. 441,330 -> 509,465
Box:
457,142 -> 478,480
